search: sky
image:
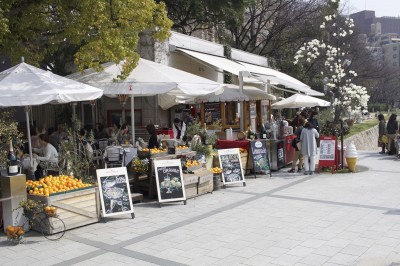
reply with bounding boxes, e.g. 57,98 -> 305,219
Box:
342,0 -> 400,17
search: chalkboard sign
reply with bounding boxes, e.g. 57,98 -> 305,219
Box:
204,102 -> 221,125
154,159 -> 186,203
96,167 -> 134,218
250,140 -> 271,176
218,148 -> 246,186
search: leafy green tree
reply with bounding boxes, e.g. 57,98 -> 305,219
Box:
0,0 -> 172,78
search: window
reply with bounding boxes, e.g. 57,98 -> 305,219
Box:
393,54 -> 397,58
394,46 -> 397,51
224,102 -> 240,127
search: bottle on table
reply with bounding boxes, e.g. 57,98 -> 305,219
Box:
7,140 -> 19,176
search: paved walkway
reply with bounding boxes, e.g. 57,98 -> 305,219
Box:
1,151 -> 400,266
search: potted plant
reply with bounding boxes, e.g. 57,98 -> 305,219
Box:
16,198 -> 44,227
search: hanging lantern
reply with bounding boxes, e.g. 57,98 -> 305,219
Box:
117,94 -> 129,107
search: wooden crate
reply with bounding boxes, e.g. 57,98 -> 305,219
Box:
195,169 -> 213,195
27,188 -> 100,233
183,174 -> 198,199
175,148 -> 191,155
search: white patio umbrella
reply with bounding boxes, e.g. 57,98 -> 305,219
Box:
68,59 -> 223,142
195,84 -> 276,103
0,59 -> 103,166
271,93 -> 330,109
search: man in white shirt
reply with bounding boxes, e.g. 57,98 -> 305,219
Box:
173,118 -> 186,143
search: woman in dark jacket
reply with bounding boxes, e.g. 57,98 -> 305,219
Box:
146,124 -> 159,149
378,114 -> 386,154
386,114 -> 399,155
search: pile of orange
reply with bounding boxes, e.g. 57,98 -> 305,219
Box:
176,145 -> 188,150
185,159 -> 201,167
142,148 -> 167,154
210,167 -> 223,174
44,206 -> 57,216
26,175 -> 92,197
239,148 -> 247,154
6,225 -> 24,240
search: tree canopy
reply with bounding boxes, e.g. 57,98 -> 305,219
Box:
0,0 -> 173,79
159,0 -> 248,35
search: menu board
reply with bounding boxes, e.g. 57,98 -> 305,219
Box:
204,102 -> 221,124
250,140 -> 271,173
320,139 -> 336,160
218,148 -> 246,185
96,167 -> 134,218
154,159 -> 186,203
318,136 -> 337,173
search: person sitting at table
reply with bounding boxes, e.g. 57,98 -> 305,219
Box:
117,123 -> 131,144
173,118 -> 187,142
30,126 -> 41,149
33,134 -> 59,180
146,124 -> 159,149
94,123 -> 109,139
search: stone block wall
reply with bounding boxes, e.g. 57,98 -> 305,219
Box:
344,125 -> 379,151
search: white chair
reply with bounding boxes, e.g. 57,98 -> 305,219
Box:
104,147 -> 125,168
92,139 -> 109,165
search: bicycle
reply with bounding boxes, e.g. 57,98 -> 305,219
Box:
23,207 -> 66,241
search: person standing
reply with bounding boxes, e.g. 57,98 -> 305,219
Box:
300,122 -> 319,175
288,117 -> 305,173
173,118 -> 187,143
146,124 -> 159,149
308,111 -> 320,133
386,114 -> 399,155
378,114 -> 386,154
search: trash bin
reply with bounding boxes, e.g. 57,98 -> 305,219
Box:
213,174 -> 222,191
335,144 -> 347,169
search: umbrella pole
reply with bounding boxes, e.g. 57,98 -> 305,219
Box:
25,106 -> 33,168
131,96 -> 135,144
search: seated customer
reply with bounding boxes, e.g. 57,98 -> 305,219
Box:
146,124 -> 159,149
94,123 -> 109,139
117,123 -> 131,144
33,134 -> 59,179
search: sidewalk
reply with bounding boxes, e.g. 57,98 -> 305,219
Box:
1,151 -> 400,266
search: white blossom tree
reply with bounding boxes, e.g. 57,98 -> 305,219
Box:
293,0 -> 369,122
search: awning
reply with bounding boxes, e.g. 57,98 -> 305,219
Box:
176,48 -> 247,76
237,61 -> 324,96
195,84 -> 276,103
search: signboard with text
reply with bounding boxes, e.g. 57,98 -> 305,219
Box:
318,136 -> 337,174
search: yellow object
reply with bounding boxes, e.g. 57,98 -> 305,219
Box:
346,157 -> 357,172
382,134 -> 389,144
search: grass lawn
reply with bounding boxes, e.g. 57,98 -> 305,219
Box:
345,117 -> 379,139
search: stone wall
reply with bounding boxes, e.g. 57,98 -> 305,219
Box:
344,125 -> 379,151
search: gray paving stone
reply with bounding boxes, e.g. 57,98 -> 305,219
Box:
328,252 -> 358,265
300,253 -> 330,266
272,254 -> 302,266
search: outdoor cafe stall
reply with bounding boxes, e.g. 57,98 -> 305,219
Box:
270,93 -> 331,169
0,60 -> 103,233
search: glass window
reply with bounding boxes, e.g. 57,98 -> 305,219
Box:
394,46 -> 397,51
393,54 -> 397,58
224,102 -> 240,126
